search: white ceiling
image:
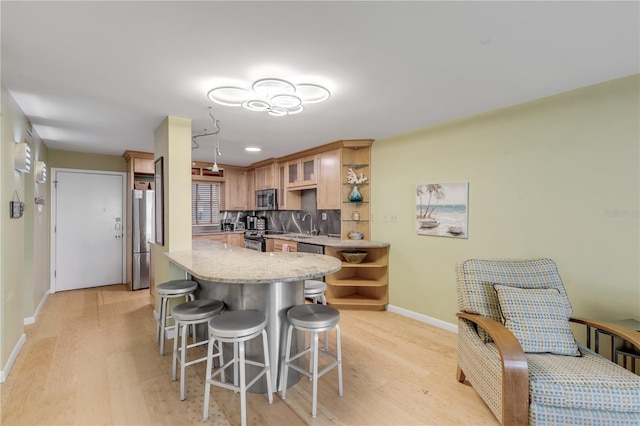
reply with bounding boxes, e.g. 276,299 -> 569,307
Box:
2,1 -> 638,167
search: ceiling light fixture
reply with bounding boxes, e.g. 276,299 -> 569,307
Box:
245,147 -> 261,152
207,78 -> 330,117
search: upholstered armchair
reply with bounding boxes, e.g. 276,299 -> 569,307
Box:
455,258 -> 640,425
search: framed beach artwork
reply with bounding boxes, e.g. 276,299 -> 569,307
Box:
416,182 -> 468,238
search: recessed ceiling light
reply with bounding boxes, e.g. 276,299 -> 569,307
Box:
245,147 -> 261,152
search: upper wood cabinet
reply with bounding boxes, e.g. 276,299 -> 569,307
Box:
277,163 -> 301,210
224,167 -> 247,211
317,149 -> 341,210
191,162 -> 224,181
123,150 -> 154,187
134,157 -> 153,174
246,169 -> 256,210
255,163 -> 277,190
287,155 -> 317,189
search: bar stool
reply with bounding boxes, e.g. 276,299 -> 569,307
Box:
304,279 -> 327,305
203,310 -> 274,426
281,304 -> 343,418
171,299 -> 225,400
304,279 -> 329,351
156,280 -> 198,356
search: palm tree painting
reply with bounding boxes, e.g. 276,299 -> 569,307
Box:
416,182 -> 468,238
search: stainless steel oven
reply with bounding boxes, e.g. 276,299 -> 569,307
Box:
244,231 -> 266,251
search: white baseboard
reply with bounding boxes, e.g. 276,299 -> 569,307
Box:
0,333 -> 26,383
387,304 -> 458,334
24,289 -> 52,325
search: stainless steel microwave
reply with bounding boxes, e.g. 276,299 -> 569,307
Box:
256,189 -> 277,210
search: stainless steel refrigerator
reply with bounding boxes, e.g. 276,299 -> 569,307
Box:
132,189 -> 154,290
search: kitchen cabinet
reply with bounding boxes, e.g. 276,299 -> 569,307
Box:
193,234 -> 227,243
191,161 -> 224,181
324,245 -> 389,311
228,233 -> 244,248
223,167 -> 247,211
287,154 -> 317,189
133,157 -> 154,174
255,163 -> 277,190
246,169 -> 256,210
277,163 -> 301,210
193,233 -> 244,247
268,239 -> 297,252
317,148 -> 341,210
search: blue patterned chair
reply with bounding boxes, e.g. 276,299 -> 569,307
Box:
455,258 -> 640,425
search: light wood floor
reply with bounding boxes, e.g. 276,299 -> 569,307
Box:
1,285 -> 498,425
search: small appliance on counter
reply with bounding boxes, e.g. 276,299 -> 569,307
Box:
246,215 -> 258,230
235,222 -> 245,231
221,219 -> 235,232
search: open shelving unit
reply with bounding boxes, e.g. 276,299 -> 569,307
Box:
324,245 -> 389,310
341,150 -> 371,240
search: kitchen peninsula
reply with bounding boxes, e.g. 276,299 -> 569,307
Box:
164,239 -> 342,391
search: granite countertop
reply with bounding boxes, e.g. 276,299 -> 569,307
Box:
263,233 -> 390,248
165,239 -> 342,283
192,230 -> 245,236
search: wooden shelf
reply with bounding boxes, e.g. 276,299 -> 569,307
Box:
339,260 -> 385,268
327,293 -> 386,311
324,244 -> 389,310
326,277 -> 386,287
342,163 -> 369,170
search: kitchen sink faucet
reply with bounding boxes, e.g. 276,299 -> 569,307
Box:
301,213 -> 317,235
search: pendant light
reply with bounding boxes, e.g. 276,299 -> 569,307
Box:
191,107 -> 222,171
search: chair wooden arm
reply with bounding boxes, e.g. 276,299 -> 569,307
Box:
570,317 -> 640,349
457,312 -> 529,426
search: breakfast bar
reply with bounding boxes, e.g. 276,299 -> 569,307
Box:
164,239 -> 342,392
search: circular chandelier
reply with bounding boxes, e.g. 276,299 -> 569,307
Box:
207,78 -> 330,117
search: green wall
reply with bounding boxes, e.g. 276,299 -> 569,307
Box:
371,75 -> 640,325
1,85 -> 50,375
49,149 -> 126,172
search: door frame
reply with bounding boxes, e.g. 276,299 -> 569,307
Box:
50,168 -> 127,293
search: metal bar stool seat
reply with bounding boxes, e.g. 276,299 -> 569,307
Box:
304,279 -> 329,350
304,279 -> 327,305
156,280 -> 198,356
171,299 -> 224,400
203,310 -> 274,426
281,304 -> 343,418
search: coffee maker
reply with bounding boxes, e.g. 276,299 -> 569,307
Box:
246,215 -> 258,230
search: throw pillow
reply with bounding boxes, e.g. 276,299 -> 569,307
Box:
494,284 -> 580,356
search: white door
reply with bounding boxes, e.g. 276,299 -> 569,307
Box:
52,169 -> 125,292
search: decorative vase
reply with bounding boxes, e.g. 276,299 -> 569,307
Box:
349,185 -> 363,202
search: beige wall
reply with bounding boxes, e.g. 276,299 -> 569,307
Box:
152,116 -> 193,287
371,75 -> 640,325
1,85 -> 50,373
49,149 -> 126,172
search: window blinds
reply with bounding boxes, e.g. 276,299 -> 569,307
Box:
192,182 -> 221,225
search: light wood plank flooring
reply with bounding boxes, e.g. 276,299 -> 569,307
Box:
1,285 -> 498,425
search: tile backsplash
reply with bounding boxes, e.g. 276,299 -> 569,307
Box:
220,189 -> 340,235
